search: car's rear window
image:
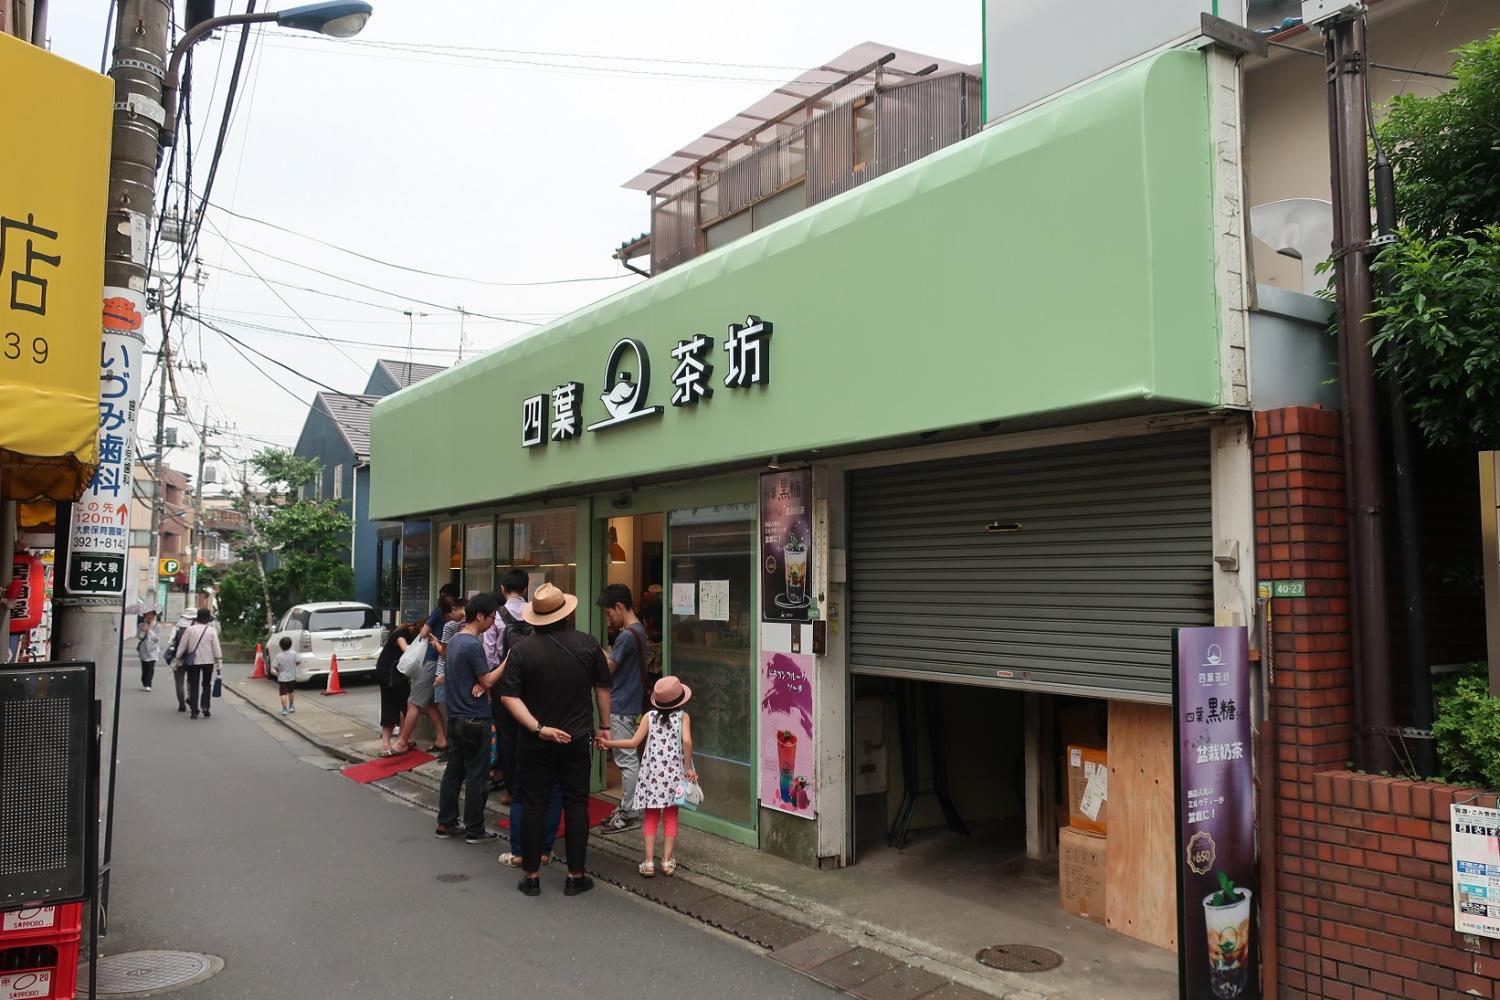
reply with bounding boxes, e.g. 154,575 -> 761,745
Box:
308,608 -> 378,632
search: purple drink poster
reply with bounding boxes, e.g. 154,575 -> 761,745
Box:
761,469 -> 812,622
760,650 -> 815,818
1174,626 -> 1258,1000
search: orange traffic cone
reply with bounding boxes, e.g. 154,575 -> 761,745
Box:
251,644 -> 267,679
323,652 -> 346,696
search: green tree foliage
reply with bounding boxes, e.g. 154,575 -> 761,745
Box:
1370,32 -> 1500,448
1432,674 -> 1500,790
232,449 -> 355,625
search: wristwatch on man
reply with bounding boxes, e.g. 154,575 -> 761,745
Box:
535,722 -> 544,737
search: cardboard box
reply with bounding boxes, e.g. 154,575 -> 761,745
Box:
1059,826 -> 1107,924
1065,744 -> 1108,835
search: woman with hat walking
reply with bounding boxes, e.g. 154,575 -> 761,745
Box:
598,675 -> 697,877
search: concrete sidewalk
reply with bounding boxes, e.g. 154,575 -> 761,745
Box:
226,665 -> 1171,1000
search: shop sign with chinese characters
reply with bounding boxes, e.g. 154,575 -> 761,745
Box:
520,315 -> 772,448
1452,804 -> 1500,939
1173,626 -> 1258,1000
0,33 -> 112,492
62,288 -> 145,597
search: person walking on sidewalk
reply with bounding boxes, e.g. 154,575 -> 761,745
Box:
495,584 -> 611,897
435,594 -> 505,843
598,583 -> 648,836
272,636 -> 299,716
136,610 -> 161,691
375,624 -> 414,756
598,676 -> 697,878
176,608 -> 222,720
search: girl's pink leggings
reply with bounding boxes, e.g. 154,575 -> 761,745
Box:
642,806 -> 679,838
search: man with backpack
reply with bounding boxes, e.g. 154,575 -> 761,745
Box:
597,583 -> 649,835
484,571 -> 532,796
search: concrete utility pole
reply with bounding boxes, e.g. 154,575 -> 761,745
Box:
187,411 -> 216,606
1318,10 -> 1396,773
51,0 -> 170,925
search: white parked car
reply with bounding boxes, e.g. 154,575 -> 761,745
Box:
267,602 -> 384,683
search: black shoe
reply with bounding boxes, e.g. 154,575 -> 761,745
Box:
564,875 -> 594,897
434,824 -> 461,838
203,710 -> 211,718
190,712 -> 199,719
465,829 -> 500,845
177,705 -> 186,712
517,877 -> 540,897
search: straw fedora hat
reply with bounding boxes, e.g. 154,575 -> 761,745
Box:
523,583 -> 579,627
649,675 -> 692,710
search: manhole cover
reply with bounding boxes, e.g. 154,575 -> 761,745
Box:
435,873 -> 470,883
975,944 -> 1064,973
95,950 -> 223,995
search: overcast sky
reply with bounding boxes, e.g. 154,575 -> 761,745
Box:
46,2 -> 979,491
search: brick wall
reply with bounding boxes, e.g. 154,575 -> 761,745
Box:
1258,405 -> 1500,999
1301,772 -> 1500,1000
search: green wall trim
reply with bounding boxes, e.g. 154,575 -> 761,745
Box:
370,49 -> 1218,521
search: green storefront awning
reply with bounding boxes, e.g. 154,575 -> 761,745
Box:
370,49 -> 1219,521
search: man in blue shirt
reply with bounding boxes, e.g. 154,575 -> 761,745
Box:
435,592 -> 504,843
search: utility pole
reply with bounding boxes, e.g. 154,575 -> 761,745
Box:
148,302 -> 172,612
187,411 -> 216,608
51,0 -> 170,937
1317,8 -> 1396,772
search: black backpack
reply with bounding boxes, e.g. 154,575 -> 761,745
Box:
498,608 -> 532,660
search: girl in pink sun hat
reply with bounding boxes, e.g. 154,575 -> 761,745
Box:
598,675 -> 698,876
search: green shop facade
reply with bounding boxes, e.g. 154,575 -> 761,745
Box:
369,48 -> 1257,868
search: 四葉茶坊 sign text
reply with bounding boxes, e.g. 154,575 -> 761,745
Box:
519,315 -> 772,448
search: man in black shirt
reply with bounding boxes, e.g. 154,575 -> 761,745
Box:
494,584 -> 611,897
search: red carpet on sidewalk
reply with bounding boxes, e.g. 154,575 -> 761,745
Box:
496,795 -> 616,836
340,750 -> 435,784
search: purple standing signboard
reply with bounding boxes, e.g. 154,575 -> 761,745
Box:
1174,626 -> 1258,1000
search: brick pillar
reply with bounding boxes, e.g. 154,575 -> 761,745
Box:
1255,405 -> 1356,999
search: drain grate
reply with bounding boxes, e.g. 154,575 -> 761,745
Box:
435,873 -> 470,883
975,944 -> 1063,973
95,950 -> 222,995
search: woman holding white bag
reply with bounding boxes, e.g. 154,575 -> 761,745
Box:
374,624 -> 415,756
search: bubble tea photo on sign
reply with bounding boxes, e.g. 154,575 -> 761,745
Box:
1203,872 -> 1252,999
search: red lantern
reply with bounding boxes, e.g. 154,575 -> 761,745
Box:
9,553 -> 46,632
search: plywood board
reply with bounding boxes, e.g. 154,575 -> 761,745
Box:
1105,701 -> 1177,952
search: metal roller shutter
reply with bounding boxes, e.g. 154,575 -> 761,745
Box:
848,431 -> 1213,700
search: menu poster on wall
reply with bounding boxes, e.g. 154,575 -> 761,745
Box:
760,469 -> 813,622
670,582 -> 696,617
759,647 -> 815,818
1452,804 -> 1500,938
400,520 -> 432,624
1173,626 -> 1257,1000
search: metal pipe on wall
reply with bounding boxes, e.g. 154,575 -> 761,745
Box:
1323,14 -> 1396,772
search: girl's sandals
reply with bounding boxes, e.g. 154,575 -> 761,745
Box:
638,860 -> 656,878
377,748 -> 397,758
661,858 -> 677,877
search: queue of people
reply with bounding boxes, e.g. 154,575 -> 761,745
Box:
374,578 -> 698,897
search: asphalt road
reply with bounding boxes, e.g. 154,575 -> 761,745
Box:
99,658 -> 837,998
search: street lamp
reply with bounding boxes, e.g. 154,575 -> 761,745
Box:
159,1 -> 373,148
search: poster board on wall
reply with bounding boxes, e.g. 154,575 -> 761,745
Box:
760,470 -> 813,623
400,520 -> 431,624
759,636 -> 815,818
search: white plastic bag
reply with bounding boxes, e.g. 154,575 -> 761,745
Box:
396,638 -> 428,678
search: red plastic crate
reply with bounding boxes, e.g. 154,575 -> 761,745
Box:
0,934 -> 80,999
0,907 -> 82,948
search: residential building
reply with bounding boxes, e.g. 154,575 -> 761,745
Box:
293,359 -> 444,614
128,464 -> 192,609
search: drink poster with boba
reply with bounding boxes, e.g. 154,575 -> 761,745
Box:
1173,626 -> 1258,1000
760,469 -> 813,622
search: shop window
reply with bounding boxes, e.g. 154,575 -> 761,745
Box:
464,520 -> 495,596
497,507 -> 577,600
436,521 -> 463,594
668,503 -> 756,828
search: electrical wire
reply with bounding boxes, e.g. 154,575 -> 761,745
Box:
189,310 -> 465,355
1267,38 -> 1458,80
203,234 -> 546,324
198,314 -> 377,408
192,195 -> 638,287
